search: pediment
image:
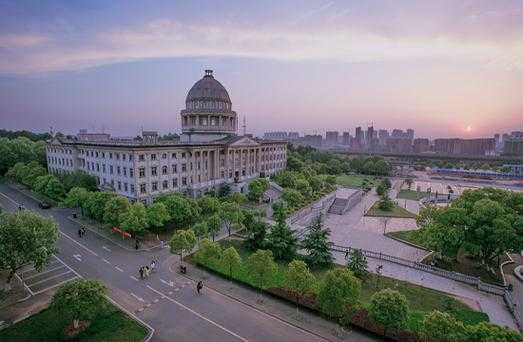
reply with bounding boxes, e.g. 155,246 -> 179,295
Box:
227,137 -> 260,147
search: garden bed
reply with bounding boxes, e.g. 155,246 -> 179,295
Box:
189,239 -> 488,339
0,298 -> 148,341
365,202 -> 417,218
397,190 -> 427,201
334,174 -> 380,188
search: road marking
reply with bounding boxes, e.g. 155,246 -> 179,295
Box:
160,278 -> 174,287
153,299 -> 159,303
130,276 -> 139,281
27,270 -> 72,287
0,191 -> 19,206
102,246 -> 112,252
145,285 -> 248,342
23,265 -> 66,280
130,292 -> 145,302
31,275 -> 79,295
115,266 -> 124,272
73,254 -> 82,262
102,258 -> 111,264
59,230 -> 98,257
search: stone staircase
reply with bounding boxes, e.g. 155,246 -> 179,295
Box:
328,197 -> 349,215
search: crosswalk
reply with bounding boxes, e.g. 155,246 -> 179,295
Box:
17,255 -> 80,295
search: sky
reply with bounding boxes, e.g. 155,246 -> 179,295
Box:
0,0 -> 522,139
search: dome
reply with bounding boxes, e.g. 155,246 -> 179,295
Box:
186,70 -> 231,104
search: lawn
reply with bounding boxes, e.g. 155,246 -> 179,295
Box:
365,202 -> 417,218
397,189 -> 428,201
0,299 -> 148,342
191,239 -> 488,333
387,230 -> 429,249
334,174 -> 380,188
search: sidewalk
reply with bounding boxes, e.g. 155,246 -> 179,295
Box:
179,257 -> 376,342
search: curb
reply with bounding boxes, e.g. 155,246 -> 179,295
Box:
104,295 -> 155,342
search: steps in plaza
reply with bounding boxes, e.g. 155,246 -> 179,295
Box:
328,197 -> 349,215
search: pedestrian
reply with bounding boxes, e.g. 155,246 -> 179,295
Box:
139,267 -> 144,279
196,280 -> 203,295
78,228 -> 82,238
150,260 -> 156,272
344,250 -> 349,260
145,265 -> 150,278
135,239 -> 139,250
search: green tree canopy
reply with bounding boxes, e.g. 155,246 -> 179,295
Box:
83,192 -> 115,222
347,249 -> 368,278
103,195 -> 130,227
266,220 -> 297,261
369,288 -> 409,334
146,202 -> 171,229
197,195 -> 221,217
246,249 -> 278,290
58,171 -> 98,192
317,268 -> 361,318
192,221 -> 209,242
119,202 -> 148,236
196,238 -> 223,266
206,213 -> 223,241
157,194 -> 200,229
301,214 -> 333,268
51,279 -> 106,329
281,188 -> 304,210
422,311 -> 467,342
221,246 -> 242,280
0,211 -> 58,290
247,178 -> 270,202
220,201 -> 243,236
64,187 -> 90,209
170,229 -> 197,263
286,259 -> 316,310
45,176 -> 66,200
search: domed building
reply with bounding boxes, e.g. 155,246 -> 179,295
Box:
46,69 -> 287,201
181,70 -> 237,142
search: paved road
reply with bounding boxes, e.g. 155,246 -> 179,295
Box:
0,184 -> 341,342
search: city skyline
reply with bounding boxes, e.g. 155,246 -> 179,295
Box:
1,1 -> 523,138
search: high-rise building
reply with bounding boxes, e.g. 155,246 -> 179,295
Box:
264,131 -> 287,140
406,129 -> 414,140
378,129 -> 389,145
366,126 -> 374,146
434,138 -> 495,156
503,138 -> 523,156
413,138 -> 430,153
302,134 -> 322,147
287,132 -> 300,140
342,131 -> 351,146
326,131 -> 339,146
354,127 -> 363,149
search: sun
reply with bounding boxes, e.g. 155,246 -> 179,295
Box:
465,125 -> 472,133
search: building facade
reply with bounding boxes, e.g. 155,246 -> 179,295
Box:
46,70 -> 287,203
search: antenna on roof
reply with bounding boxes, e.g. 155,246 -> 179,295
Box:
242,115 -> 246,136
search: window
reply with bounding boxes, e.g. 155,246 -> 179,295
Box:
124,183 -> 128,192
162,153 -> 167,159
110,165 -> 113,174
162,180 -> 168,189
152,182 -> 158,191
117,166 -> 121,175
117,181 -> 121,190
181,152 -> 186,159
172,164 -> 177,173
171,153 -> 177,159
130,184 -> 135,193
109,152 -> 113,159
102,152 -> 105,158
139,167 -> 145,178
151,154 -> 157,161
139,154 -> 145,161
123,167 -> 127,176
173,178 -> 178,187
140,183 -> 146,194
182,177 -> 187,186
116,153 -> 120,160
130,168 -> 134,177
182,163 -> 187,172
102,164 -> 106,173
151,166 -> 157,176
95,151 -> 99,157
122,154 -> 126,161
96,163 -> 100,172
162,166 -> 168,175
129,154 -> 133,161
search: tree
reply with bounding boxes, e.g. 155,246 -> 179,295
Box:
103,196 -> 130,227
347,249 -> 368,278
422,311 -> 467,342
221,246 -> 242,280
170,229 -> 197,264
221,201 -> 243,236
301,214 -> 333,268
378,195 -> 394,211
33,174 -> 54,194
286,260 -> 316,314
119,202 -> 148,236
294,178 -> 312,198
272,200 -> 289,224
281,188 -> 304,210
158,194 -> 200,229
58,171 -> 98,192
227,192 -> 247,205
246,249 -> 278,291
22,162 -> 46,188
245,220 -> 268,250
83,192 -> 115,222
247,178 -> 270,202
466,321 -> 522,341
146,202 -> 170,229
368,288 -> 409,335
193,221 -> 209,243
196,239 -> 223,266
376,183 -> 387,196
266,219 -> 297,261
44,176 -> 66,200
206,213 -> 223,241
51,279 -> 106,330
0,211 -> 58,290
318,268 -> 361,318
64,187 -> 90,210
405,178 -> 414,190
197,196 -> 221,217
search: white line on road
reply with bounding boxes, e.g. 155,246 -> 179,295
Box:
0,191 -> 19,206
73,254 -> 82,262
26,270 -> 72,287
130,292 -> 145,302
115,266 -> 124,272
102,258 -> 111,264
102,246 -> 112,252
22,265 -> 66,280
160,278 -> 174,287
145,285 -> 248,342
59,230 -> 99,257
130,276 -> 139,281
31,275 -> 79,295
